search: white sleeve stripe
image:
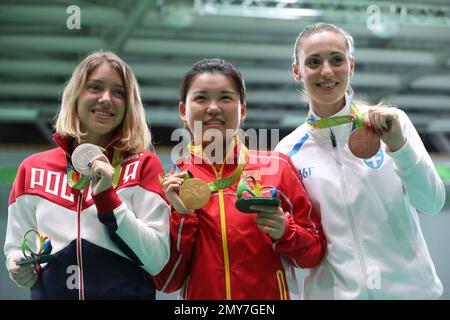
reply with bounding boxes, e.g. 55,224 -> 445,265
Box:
177,217 -> 185,251
307,205 -> 317,231
161,254 -> 183,292
161,216 -> 186,292
292,259 -> 300,268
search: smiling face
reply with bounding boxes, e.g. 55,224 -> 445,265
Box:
179,72 -> 247,149
77,63 -> 126,146
293,30 -> 354,118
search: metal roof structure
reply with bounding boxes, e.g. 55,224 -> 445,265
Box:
1,0 -> 450,151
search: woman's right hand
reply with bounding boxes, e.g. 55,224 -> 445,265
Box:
364,107 -> 406,152
8,252 -> 38,288
161,172 -> 194,214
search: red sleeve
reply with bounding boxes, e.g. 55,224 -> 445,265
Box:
93,152 -> 167,213
152,210 -> 199,293
138,152 -> 166,199
273,154 -> 327,268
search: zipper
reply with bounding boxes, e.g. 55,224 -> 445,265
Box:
210,162 -> 232,300
75,190 -> 85,300
329,128 -> 373,299
218,188 -> 231,300
199,147 -> 234,299
330,129 -> 337,148
214,169 -> 232,300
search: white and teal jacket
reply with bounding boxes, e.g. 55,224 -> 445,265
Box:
275,99 -> 445,300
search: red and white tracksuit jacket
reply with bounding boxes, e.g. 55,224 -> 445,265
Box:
4,133 -> 170,299
153,142 -> 326,300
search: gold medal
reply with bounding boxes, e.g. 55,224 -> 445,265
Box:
175,138 -> 249,210
179,178 -> 211,210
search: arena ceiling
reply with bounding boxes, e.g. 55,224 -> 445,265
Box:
0,0 -> 450,152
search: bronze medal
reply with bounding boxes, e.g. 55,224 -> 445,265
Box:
179,178 -> 211,210
348,127 -> 380,159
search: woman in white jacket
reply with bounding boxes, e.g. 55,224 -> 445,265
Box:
275,22 -> 446,299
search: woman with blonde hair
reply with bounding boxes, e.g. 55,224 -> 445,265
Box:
4,51 -> 170,299
276,23 -> 445,299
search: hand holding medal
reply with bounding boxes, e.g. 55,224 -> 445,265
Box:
70,143 -> 123,194
161,146 -> 249,213
68,143 -> 104,190
349,108 -> 406,158
308,105 -> 405,159
347,108 -> 381,159
160,168 -> 220,214
72,143 -> 104,176
364,107 -> 406,153
348,126 -> 380,158
179,176 -> 211,211
307,106 -> 380,159
159,171 -> 196,214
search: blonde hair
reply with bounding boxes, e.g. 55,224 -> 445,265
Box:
54,51 -> 152,152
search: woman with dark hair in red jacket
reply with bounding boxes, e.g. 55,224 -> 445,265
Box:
154,58 -> 326,300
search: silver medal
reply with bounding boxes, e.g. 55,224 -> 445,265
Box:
71,143 -> 103,176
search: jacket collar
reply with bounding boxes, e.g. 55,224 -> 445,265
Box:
52,131 -> 122,158
305,94 -> 356,141
188,135 -> 247,176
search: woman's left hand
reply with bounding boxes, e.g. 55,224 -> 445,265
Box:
89,154 -> 115,195
251,205 -> 286,240
365,107 -> 406,152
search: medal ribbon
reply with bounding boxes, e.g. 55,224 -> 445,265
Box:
306,105 -> 364,129
187,138 -> 249,192
208,145 -> 248,192
67,146 -> 123,190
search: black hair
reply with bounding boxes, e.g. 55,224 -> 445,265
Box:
180,58 -> 246,104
